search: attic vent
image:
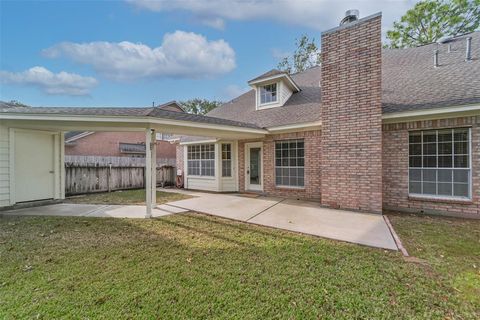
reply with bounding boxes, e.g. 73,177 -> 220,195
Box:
340,9 -> 359,25
466,36 -> 472,61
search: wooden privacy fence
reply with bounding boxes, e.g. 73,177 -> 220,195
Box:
65,156 -> 176,195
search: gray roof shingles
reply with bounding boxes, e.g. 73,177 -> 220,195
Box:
248,69 -> 286,83
208,32 -> 480,127
0,104 -> 262,130
382,32 -> 480,113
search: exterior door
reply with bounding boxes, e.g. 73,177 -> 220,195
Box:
14,130 -> 56,202
245,142 -> 263,191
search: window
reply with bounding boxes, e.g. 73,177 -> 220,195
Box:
222,143 -> 232,177
275,139 -> 305,187
259,83 -> 277,105
187,144 -> 215,177
157,133 -> 173,141
409,128 -> 471,199
119,142 -> 146,156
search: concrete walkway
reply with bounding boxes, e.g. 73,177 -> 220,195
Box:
2,203 -> 186,219
161,190 -> 398,250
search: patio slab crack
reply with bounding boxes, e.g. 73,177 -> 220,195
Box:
246,198 -> 285,222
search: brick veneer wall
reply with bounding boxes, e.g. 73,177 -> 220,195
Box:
238,130 -> 322,200
383,116 -> 480,218
65,131 -> 176,159
320,14 -> 383,213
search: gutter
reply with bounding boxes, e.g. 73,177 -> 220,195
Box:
267,121 -> 322,133
0,112 -> 268,135
179,138 -> 220,145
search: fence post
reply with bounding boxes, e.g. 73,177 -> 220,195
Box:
107,163 -> 112,192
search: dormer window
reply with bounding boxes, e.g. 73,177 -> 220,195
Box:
260,83 -> 278,105
248,69 -> 300,110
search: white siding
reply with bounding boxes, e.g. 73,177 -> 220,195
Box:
255,81 -> 293,110
183,141 -> 238,192
280,81 -> 293,105
0,126 -> 65,207
0,123 -> 10,206
185,177 -> 219,191
221,178 -> 237,192
220,141 -> 238,192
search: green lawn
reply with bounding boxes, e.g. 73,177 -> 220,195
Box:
65,189 -> 191,205
0,212 -> 478,319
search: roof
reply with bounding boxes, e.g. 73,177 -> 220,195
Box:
208,66 -> 322,128
248,69 -> 286,83
155,101 -> 185,113
64,131 -> 87,140
0,104 -> 262,129
382,32 -> 480,113
62,101 -> 186,141
207,32 -> 480,127
0,101 -> 31,109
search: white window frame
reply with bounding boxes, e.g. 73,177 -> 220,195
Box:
187,144 -> 215,177
221,143 -> 232,177
408,128 -> 472,200
258,82 -> 278,107
274,139 -> 305,188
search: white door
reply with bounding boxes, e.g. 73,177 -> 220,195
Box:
14,130 -> 55,202
245,142 -> 263,191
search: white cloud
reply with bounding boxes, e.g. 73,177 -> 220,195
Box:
42,31 -> 236,81
126,0 -> 420,33
0,66 -> 98,96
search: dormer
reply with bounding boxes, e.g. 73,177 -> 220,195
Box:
248,69 -> 300,110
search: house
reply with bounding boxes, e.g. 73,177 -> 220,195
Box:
1,11 -> 479,219
175,12 -> 480,218
64,101 -> 183,161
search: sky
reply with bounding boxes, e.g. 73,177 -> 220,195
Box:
0,0 -> 419,107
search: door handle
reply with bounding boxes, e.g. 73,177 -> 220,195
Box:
49,170 -> 54,174
247,170 -> 250,174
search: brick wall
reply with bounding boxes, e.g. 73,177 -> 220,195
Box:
65,131 -> 176,159
320,14 -> 383,213
238,130 -> 322,200
383,116 -> 480,218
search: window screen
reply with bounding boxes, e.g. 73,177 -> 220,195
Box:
221,143 -> 232,177
409,128 -> 470,198
187,144 -> 215,177
275,139 -> 305,187
260,83 -> 277,104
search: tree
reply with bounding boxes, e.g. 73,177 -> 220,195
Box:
386,0 -> 480,48
277,35 -> 321,74
180,99 -> 223,115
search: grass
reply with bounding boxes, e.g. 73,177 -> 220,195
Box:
64,189 -> 191,205
388,213 -> 480,308
0,212 -> 478,319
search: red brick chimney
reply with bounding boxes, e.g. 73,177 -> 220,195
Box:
320,12 -> 383,213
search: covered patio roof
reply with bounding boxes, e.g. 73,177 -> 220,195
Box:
1,105 -> 267,218
0,105 -> 268,139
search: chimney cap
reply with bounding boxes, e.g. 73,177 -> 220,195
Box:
340,9 -> 359,25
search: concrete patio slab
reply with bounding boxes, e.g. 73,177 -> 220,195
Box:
165,193 -> 283,221
164,190 -> 398,250
3,189 -> 399,250
248,199 -> 398,250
